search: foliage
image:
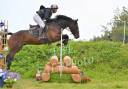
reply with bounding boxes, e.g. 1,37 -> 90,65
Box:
92,6 -> 128,42
4,76 -> 17,88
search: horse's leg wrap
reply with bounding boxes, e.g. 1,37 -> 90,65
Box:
6,42 -> 23,70
56,34 -> 69,46
6,54 -> 14,70
62,34 -> 69,45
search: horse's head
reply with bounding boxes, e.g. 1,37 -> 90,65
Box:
69,19 -> 79,39
55,15 -> 80,39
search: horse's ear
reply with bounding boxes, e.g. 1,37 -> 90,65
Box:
74,19 -> 78,24
75,19 -> 78,22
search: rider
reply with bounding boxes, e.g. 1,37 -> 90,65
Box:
33,4 -> 58,38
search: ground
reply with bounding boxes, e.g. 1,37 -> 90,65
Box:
3,79 -> 128,89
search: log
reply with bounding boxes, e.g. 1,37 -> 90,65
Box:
63,56 -> 73,67
81,76 -> 91,83
51,66 -> 60,73
43,64 -> 52,73
62,66 -> 80,74
50,56 -> 59,67
71,74 -> 81,83
44,65 -> 80,74
42,73 -> 50,82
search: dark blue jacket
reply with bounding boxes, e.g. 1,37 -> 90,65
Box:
36,6 -> 52,20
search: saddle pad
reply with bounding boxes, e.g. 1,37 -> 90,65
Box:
29,26 -> 40,37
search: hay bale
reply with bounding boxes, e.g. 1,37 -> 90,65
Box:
42,73 -> 50,82
71,74 -> 81,83
63,56 -> 73,67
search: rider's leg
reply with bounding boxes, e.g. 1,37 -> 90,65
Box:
33,13 -> 45,28
33,13 -> 49,42
33,13 -> 45,36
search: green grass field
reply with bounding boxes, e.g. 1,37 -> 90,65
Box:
2,79 -> 128,89
2,41 -> 128,89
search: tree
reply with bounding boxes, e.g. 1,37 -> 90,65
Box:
92,7 -> 128,42
111,7 -> 128,42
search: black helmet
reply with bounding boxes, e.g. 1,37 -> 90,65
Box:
40,5 -> 45,10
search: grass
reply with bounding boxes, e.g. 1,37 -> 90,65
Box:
2,79 -> 128,89
3,41 -> 128,89
2,69 -> 128,89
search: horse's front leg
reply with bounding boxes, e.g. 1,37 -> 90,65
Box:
62,34 -> 69,45
56,34 -> 69,46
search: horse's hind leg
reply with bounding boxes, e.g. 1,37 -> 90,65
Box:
6,43 -> 23,70
6,51 -> 15,70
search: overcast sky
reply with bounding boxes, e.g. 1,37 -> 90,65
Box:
0,0 -> 128,40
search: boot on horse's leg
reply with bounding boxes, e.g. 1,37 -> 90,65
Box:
6,55 -> 14,70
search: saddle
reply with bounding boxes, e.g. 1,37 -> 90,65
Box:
29,24 -> 50,43
29,24 -> 46,37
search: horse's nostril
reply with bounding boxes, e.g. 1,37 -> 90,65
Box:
75,34 -> 79,38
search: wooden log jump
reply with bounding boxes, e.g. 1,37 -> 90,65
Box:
35,56 -> 91,83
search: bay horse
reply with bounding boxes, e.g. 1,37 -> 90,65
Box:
6,15 -> 79,69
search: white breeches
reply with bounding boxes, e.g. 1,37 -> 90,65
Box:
33,13 -> 45,28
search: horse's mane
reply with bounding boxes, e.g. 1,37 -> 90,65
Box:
46,15 -> 73,23
55,15 -> 73,21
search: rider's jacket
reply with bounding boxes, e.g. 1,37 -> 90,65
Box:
36,8 -> 52,21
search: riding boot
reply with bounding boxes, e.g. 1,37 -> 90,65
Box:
39,28 -> 43,37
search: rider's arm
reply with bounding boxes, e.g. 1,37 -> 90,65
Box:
43,8 -> 52,20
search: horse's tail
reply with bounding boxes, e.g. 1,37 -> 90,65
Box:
2,32 -> 13,36
7,32 -> 13,35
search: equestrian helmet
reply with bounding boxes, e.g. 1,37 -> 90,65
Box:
51,4 -> 58,9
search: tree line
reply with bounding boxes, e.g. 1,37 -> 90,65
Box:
92,6 -> 128,43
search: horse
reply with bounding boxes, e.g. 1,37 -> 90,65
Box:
6,15 -> 79,70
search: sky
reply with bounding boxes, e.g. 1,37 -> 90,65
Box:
0,0 -> 128,40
